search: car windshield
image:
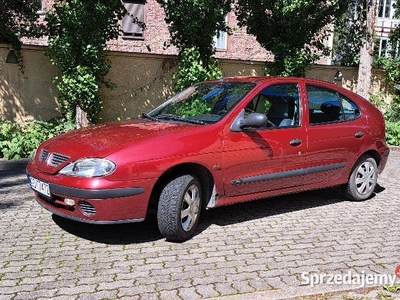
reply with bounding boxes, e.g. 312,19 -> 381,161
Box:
145,81 -> 255,124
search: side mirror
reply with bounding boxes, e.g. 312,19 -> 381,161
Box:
230,109 -> 267,132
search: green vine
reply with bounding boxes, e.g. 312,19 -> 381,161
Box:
173,47 -> 223,92
45,0 -> 127,125
156,0 -> 229,91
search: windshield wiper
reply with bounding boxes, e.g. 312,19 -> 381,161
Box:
140,113 -> 159,121
156,114 -> 205,125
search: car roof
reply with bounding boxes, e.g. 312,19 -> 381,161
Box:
215,76 -> 356,91
213,76 -> 332,86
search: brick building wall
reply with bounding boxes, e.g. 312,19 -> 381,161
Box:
105,0 -> 275,62
24,0 -> 275,62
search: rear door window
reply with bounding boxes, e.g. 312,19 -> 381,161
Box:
306,85 -> 360,125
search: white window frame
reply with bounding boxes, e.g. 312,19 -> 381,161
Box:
213,14 -> 228,50
122,0 -> 145,39
378,0 -> 396,19
379,38 -> 391,57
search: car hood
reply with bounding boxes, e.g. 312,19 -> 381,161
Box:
34,119 -> 209,173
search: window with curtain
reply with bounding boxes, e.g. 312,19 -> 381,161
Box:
122,0 -> 145,38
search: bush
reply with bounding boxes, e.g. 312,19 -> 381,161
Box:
384,103 -> 400,122
0,118 -> 75,160
386,121 -> 400,146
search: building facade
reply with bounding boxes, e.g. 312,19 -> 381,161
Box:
1,0 -> 395,124
29,0 -> 274,62
376,0 -> 399,57
21,0 -> 400,67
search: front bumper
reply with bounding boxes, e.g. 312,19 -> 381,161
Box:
26,165 -> 153,224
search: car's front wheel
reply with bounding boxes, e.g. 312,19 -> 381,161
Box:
343,155 -> 378,201
157,175 -> 202,242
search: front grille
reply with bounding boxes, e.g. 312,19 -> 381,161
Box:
37,149 -> 70,166
39,149 -> 49,162
79,201 -> 96,216
49,153 -> 70,166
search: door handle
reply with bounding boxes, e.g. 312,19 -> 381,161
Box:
290,138 -> 302,146
355,131 -> 364,138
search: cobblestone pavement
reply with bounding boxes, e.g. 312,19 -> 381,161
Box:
1,151 -> 400,300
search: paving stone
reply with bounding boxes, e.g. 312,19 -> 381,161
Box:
177,287 -> 202,299
1,152 -> 400,299
195,284 -> 221,298
158,289 -> 181,300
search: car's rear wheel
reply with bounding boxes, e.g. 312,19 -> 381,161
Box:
157,175 -> 202,242
343,155 -> 378,201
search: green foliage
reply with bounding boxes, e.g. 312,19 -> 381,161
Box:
383,284 -> 400,293
172,98 -> 211,118
368,92 -> 400,146
0,0 -> 44,69
45,0 -> 125,125
173,47 -> 223,92
0,119 -> 75,160
376,21 -> 400,124
156,0 -> 232,66
235,0 -> 348,76
376,56 -> 400,88
386,121 -> 400,146
385,100 -> 400,122
332,1 -> 366,66
53,66 -> 101,123
156,0 -> 228,92
264,48 -> 319,77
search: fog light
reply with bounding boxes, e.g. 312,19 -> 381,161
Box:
64,198 -> 75,206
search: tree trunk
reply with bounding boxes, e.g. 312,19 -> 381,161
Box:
357,0 -> 376,101
75,105 -> 89,128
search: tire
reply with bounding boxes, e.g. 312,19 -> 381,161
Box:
157,175 -> 202,242
343,155 -> 378,201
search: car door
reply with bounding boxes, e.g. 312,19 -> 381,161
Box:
303,83 -> 365,185
222,82 -> 307,197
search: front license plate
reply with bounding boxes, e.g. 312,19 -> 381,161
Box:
29,176 -> 51,198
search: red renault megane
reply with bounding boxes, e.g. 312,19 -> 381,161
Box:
27,76 -> 390,242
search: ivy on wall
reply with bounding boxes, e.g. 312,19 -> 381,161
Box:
45,0 -> 126,126
156,0 -> 231,91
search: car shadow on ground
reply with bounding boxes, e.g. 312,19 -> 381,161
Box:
0,158 -> 29,176
199,184 -> 385,230
53,215 -> 163,245
52,184 -> 385,245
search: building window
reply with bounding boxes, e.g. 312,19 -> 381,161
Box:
213,15 -> 228,50
378,0 -> 395,19
378,38 -> 397,57
379,38 -> 389,57
122,0 -> 145,38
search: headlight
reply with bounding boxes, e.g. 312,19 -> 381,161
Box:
59,158 -> 116,177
